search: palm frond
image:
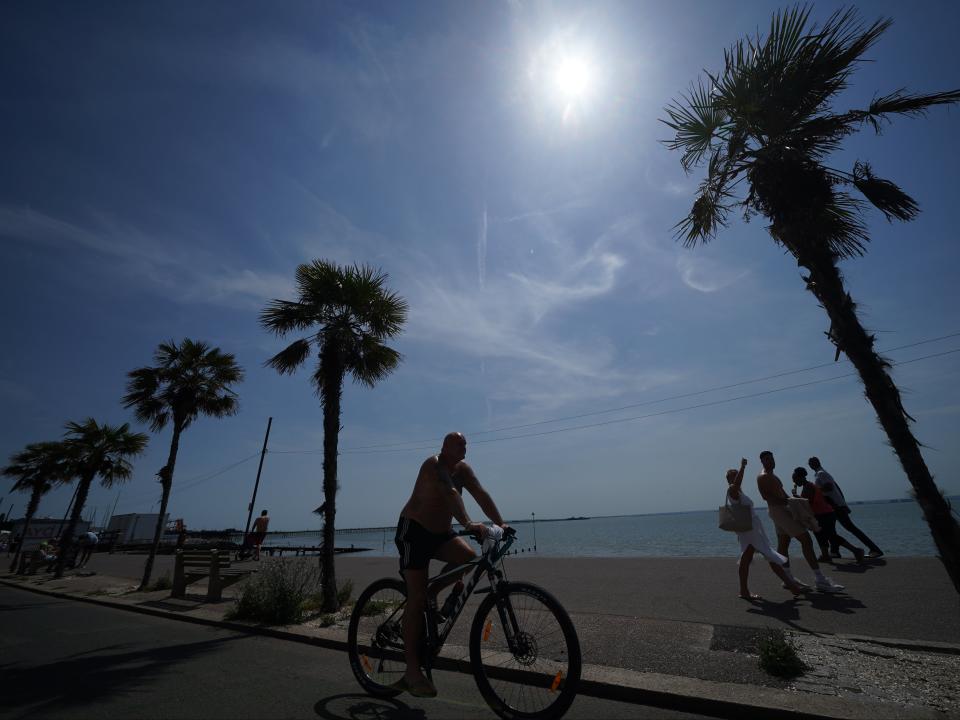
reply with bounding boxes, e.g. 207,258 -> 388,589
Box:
348,337 -> 402,389
851,161 -> 919,222
661,80 -> 728,172
122,367 -> 168,430
3,441 -> 73,490
858,88 -> 960,132
61,418 -> 148,488
265,338 -> 312,375
818,191 -> 870,259
260,299 -> 316,335
674,188 -> 730,246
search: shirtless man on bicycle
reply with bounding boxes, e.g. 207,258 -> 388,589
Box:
393,431 -> 508,697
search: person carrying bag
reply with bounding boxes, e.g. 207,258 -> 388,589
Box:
722,457 -> 801,599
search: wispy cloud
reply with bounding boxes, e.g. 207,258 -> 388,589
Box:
401,211 -> 681,416
676,255 -> 750,293
0,206 -> 292,309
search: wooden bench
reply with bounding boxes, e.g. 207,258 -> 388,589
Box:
15,544 -> 80,574
16,550 -> 47,575
171,548 -> 252,602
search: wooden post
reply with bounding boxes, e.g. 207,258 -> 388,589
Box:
171,549 -> 186,598
207,549 -> 222,602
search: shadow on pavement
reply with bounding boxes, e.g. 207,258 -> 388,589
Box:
829,558 -> 887,575
0,634 -> 247,715
745,592 -> 868,634
314,693 -> 427,720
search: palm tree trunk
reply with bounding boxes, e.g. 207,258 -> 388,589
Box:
802,251 -> 960,593
9,489 -> 41,573
55,473 -> 94,579
320,366 -> 344,612
139,425 -> 181,590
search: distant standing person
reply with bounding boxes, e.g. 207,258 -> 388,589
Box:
757,451 -> 844,592
725,457 -> 803,599
77,531 -> 98,568
792,467 -> 864,564
252,510 -> 269,561
808,457 -> 883,558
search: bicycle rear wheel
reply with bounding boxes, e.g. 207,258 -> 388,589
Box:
347,577 -> 407,697
469,582 -> 581,719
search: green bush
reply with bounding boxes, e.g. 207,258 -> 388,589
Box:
147,573 -> 173,592
757,628 -> 806,678
227,559 -> 320,625
301,578 -> 354,615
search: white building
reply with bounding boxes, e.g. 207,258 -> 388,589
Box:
107,513 -> 169,544
9,518 -> 91,550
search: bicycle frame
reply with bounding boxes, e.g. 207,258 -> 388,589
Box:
421,528 -> 516,661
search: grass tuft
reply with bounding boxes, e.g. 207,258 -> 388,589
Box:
757,628 -> 806,678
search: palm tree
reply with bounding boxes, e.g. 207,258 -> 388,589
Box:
3,441 -> 71,572
261,260 -> 407,611
55,419 -> 149,578
123,339 -> 244,590
662,7 -> 960,591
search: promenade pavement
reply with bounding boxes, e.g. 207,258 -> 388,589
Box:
3,550 -> 958,719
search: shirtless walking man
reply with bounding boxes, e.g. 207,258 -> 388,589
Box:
757,450 -> 844,593
393,432 -> 507,698
252,509 -> 269,561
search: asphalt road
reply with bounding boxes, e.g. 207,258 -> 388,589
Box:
0,586 -> 713,720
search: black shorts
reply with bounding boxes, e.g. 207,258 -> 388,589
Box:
395,516 -> 456,572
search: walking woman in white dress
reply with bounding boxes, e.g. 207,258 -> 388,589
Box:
726,458 -> 804,599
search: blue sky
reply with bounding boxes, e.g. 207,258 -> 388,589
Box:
1,1 -> 958,532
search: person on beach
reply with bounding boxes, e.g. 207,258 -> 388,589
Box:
252,510 -> 269,561
725,458 -> 804,599
757,451 -> 844,593
792,467 -> 865,564
394,431 -> 508,698
809,457 -> 883,558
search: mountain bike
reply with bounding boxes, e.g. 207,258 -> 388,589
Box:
348,526 -> 581,719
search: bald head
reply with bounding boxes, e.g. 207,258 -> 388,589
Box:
442,432 -> 465,450
440,432 -> 467,462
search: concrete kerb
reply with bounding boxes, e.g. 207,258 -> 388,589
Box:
0,577 -> 948,720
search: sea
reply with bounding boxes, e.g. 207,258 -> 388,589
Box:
266,498 -> 956,558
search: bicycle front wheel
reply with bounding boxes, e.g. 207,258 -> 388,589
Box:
347,577 -> 407,697
469,582 -> 581,720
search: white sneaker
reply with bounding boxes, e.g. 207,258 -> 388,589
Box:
816,578 -> 844,592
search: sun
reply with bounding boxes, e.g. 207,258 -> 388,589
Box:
553,56 -> 593,101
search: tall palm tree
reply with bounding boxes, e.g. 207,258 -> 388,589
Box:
261,260 -> 407,611
662,7 -> 960,591
3,441 -> 71,572
55,419 -> 149,578
123,339 -> 244,590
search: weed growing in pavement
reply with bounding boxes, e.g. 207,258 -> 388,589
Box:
146,573 -> 172,592
758,628 -> 806,678
227,559 -> 320,625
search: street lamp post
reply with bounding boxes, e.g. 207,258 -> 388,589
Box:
531,512 -> 536,552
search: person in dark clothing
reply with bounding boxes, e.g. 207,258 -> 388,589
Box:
808,457 -> 883,558
792,467 -> 864,564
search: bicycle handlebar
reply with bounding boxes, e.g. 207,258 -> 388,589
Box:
455,524 -> 515,541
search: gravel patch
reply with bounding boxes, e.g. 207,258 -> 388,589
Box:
788,632 -> 960,714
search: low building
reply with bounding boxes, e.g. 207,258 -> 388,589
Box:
9,518 -> 92,550
106,513 -> 169,544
